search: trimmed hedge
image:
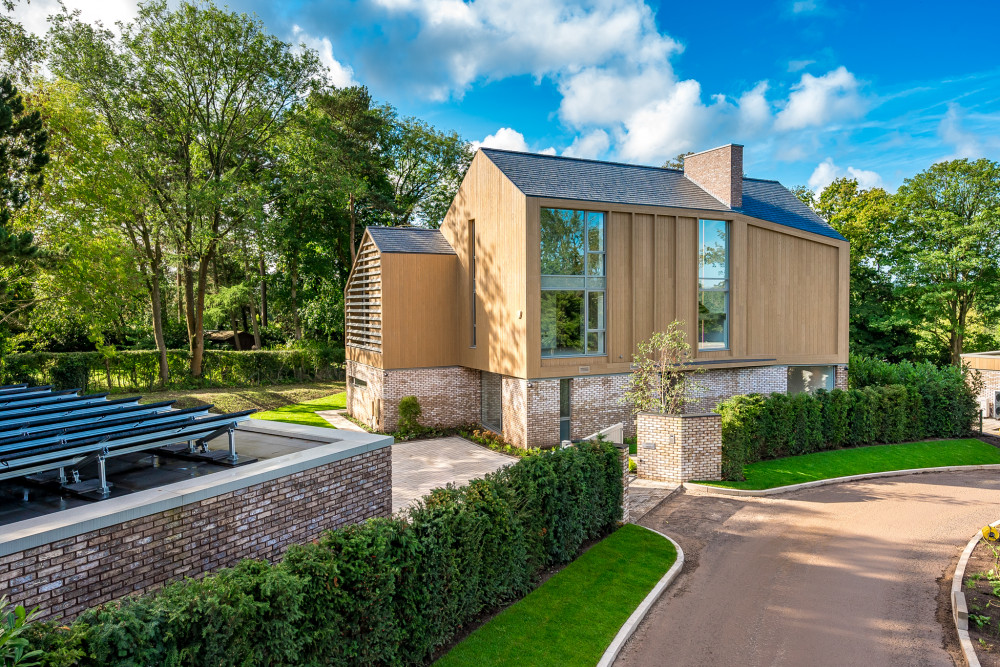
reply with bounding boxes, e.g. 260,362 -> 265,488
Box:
0,347 -> 345,393
718,358 -> 979,480
24,441 -> 625,666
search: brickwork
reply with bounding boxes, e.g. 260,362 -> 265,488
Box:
683,144 -> 743,208
569,374 -> 634,441
501,376 -> 528,447
347,361 -> 481,432
0,448 -> 391,621
524,379 -> 560,448
687,365 -> 788,412
636,412 -> 722,483
835,364 -> 849,390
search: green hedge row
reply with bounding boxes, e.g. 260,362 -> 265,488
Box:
24,441 -> 625,667
0,347 -> 346,393
718,358 -> 979,480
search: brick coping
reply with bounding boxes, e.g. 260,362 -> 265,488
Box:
637,412 -> 720,419
0,422 -> 393,558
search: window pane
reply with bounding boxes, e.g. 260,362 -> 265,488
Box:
541,275 -> 586,290
541,290 -> 585,356
587,331 -> 605,355
588,291 -> 605,331
587,212 -> 605,252
541,208 -> 585,275
698,278 -> 728,291
587,252 -> 605,277
698,290 -> 728,350
559,378 -> 571,418
700,219 -> 728,280
787,366 -> 835,394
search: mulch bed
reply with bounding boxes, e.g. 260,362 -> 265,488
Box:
963,537 -> 1000,666
979,433 -> 1000,449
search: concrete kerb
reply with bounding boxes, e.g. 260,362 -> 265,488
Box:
597,527 -> 684,667
953,519 -> 1000,667
682,464 -> 1000,497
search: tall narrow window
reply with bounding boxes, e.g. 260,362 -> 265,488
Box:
540,209 -> 606,357
481,372 -> 502,432
559,378 -> 571,441
698,219 -> 729,350
469,220 -> 476,347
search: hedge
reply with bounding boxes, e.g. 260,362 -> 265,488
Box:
718,357 -> 980,481
0,347 -> 346,393
23,440 -> 625,666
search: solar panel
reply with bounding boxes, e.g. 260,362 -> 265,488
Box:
0,386 -> 255,499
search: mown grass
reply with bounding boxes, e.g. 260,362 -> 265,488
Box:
138,382 -> 345,415
695,438 -> 1000,490
250,392 -> 347,428
435,523 -> 676,667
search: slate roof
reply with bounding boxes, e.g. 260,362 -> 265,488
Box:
366,226 -> 456,255
479,148 -> 845,242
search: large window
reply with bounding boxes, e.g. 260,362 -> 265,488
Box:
540,208 -> 605,357
698,219 -> 729,351
787,366 -> 835,394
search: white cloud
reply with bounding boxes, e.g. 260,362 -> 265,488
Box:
787,59 -> 815,72
291,25 -> 357,88
808,157 -> 883,192
472,127 -> 555,155
937,103 -> 1000,159
775,67 -> 865,131
563,129 -> 610,159
792,0 -> 818,13
14,0 -> 138,35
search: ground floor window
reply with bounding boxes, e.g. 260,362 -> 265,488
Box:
559,378 -> 571,441
351,376 -> 367,388
787,366 -> 835,394
481,371 -> 503,432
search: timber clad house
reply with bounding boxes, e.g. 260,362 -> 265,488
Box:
345,144 -> 850,448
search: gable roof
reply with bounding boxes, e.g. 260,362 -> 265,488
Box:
479,148 -> 846,242
366,226 -> 456,255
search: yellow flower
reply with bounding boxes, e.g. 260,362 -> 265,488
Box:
983,525 -> 1000,542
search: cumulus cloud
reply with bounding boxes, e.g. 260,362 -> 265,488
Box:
808,157 -> 883,192
775,67 -> 865,130
291,25 -> 357,87
14,0 -> 138,35
937,103 -> 1000,159
563,129 -> 610,159
473,127 -> 555,155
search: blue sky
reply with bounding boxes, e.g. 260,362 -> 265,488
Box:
19,0 -> 1000,191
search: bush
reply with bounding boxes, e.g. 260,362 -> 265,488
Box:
25,441 -> 624,666
397,396 -> 422,436
717,357 -> 980,480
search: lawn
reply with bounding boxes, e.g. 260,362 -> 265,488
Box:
435,523 -> 677,667
138,381 -> 345,414
250,391 -> 347,428
695,438 -> 1000,490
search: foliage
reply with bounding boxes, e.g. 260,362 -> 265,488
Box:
24,441 -> 624,666
699,439 -> 1000,490
436,524 -> 676,667
0,75 -> 47,262
397,395 -> 423,436
0,596 -> 43,667
622,323 -> 703,415
458,427 -> 540,457
717,357 -> 979,480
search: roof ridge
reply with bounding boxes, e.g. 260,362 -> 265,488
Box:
480,147 -> 686,175
742,176 -> 781,184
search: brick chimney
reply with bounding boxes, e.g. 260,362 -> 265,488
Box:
683,144 -> 743,209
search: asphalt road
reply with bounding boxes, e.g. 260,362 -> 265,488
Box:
618,471 -> 1000,667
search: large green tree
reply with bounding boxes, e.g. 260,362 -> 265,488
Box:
49,0 -> 320,376
892,159 -> 1000,366
0,75 -> 47,261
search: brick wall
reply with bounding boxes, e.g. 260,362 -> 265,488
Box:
347,362 -> 481,432
687,365 -> 788,412
636,412 -> 722,483
569,375 -> 634,441
972,368 -> 1000,418
0,448 -> 391,621
524,379 -> 560,448
835,364 -> 848,390
683,144 -> 743,208
501,376 -> 528,447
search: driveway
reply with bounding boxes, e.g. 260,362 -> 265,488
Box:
391,436 -> 515,513
619,470 -> 1000,667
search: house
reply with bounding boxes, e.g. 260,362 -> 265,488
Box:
960,351 -> 1000,418
345,144 -> 849,448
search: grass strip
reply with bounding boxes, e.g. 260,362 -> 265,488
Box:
250,391 -> 347,429
695,438 -> 1000,490
435,523 -> 677,667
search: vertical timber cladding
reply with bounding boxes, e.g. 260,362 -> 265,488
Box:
345,235 -> 382,354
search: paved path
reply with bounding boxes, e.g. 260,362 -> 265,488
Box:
619,470 -> 1000,667
391,437 -> 515,513
315,410 -> 367,431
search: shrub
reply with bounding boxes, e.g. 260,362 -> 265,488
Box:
717,358 -> 980,480
24,441 -> 624,666
397,396 -> 422,436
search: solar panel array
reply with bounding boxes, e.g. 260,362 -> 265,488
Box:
0,384 -> 254,499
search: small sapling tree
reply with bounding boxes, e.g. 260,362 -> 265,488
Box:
622,322 -> 704,415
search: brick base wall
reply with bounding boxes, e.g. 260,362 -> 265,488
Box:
835,364 -> 848,390
636,412 -> 722,483
687,365 -> 788,412
347,362 -> 481,432
0,448 -> 391,621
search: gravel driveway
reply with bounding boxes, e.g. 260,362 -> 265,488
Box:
618,470 -> 1000,667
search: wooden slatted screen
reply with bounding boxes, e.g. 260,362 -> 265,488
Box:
346,236 -> 382,352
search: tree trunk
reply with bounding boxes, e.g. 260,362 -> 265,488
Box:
349,192 -> 357,266
290,249 -> 302,340
176,262 -> 184,323
150,271 -> 170,386
190,258 -> 211,377
259,251 -> 268,327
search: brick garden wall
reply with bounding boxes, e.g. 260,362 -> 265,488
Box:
688,365 -> 788,412
0,447 -> 391,622
636,412 -> 722,483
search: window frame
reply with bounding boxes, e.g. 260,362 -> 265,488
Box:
697,218 -> 731,352
540,208 -> 607,358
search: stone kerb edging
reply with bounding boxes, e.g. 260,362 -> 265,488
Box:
597,528 -> 684,667
682,464 -> 1000,498
953,520 -> 1000,667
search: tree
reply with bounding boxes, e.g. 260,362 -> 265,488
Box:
892,159 -> 1000,366
387,117 -> 472,227
0,1 -> 45,85
661,152 -> 693,170
622,323 -> 704,415
0,75 -> 47,262
49,1 -> 321,376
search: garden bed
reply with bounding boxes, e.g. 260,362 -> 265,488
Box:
964,536 -> 1000,665
435,524 -> 676,667
693,439 -> 1000,490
